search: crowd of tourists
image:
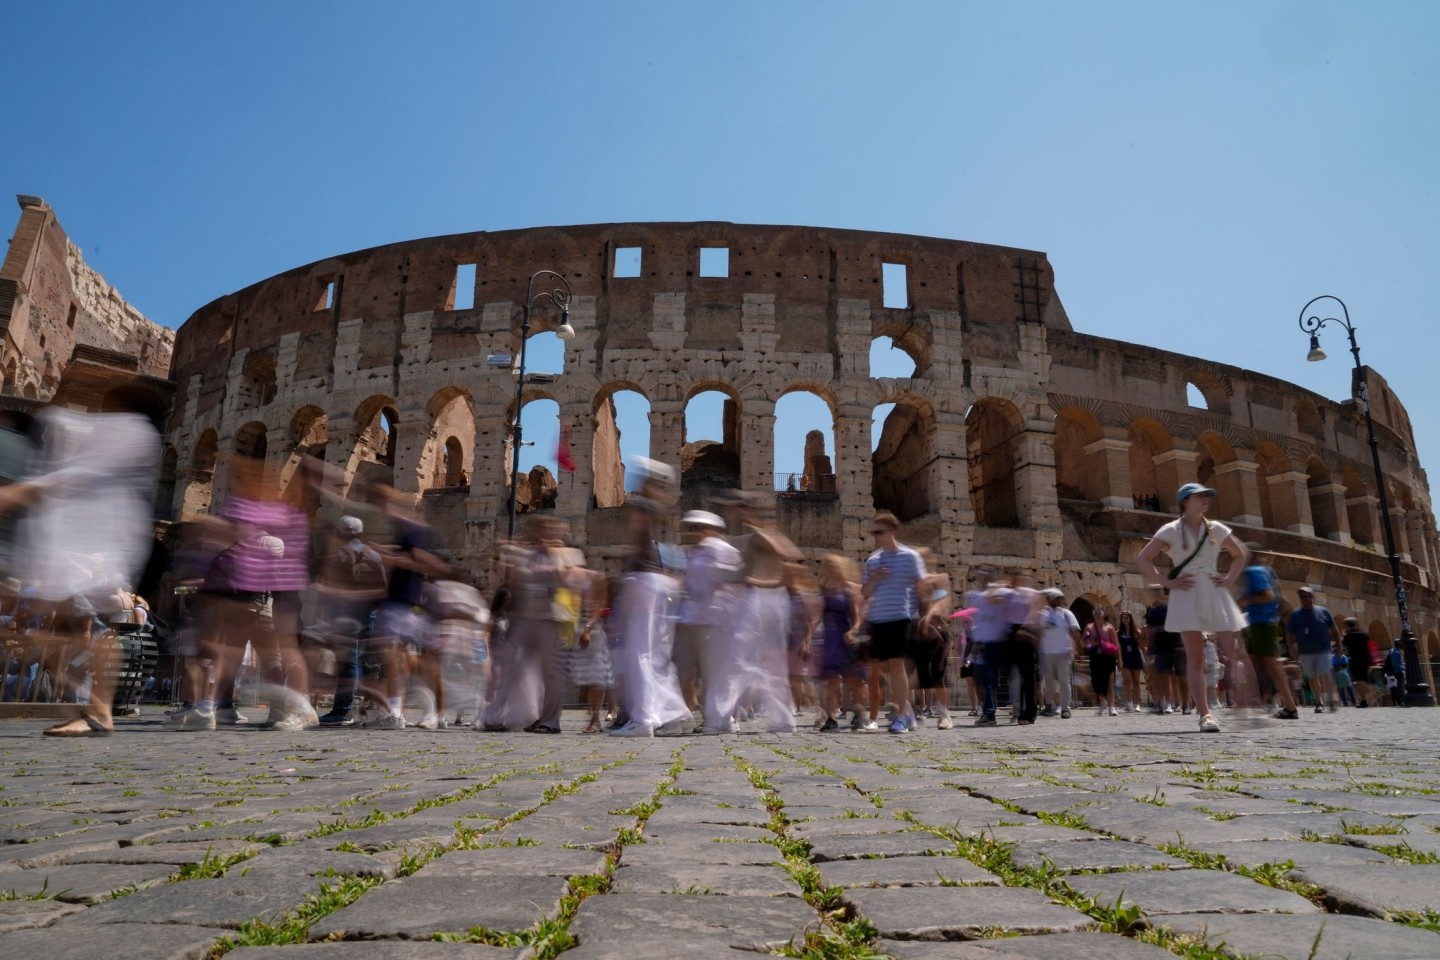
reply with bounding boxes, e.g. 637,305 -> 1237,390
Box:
0,389 -> 1418,738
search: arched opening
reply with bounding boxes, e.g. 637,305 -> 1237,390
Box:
1052,407 -> 1106,503
870,336 -> 918,379
1185,382 -> 1208,409
280,406 -> 327,496
1195,432 -> 1242,522
682,388 -> 740,504
181,429 -> 218,518
348,396 -> 399,494
1369,620 -> 1392,664
966,398 -> 1024,528
1254,442 -> 1291,530
507,395 -> 560,513
873,396 -> 934,523
1127,419 -> 1171,512
419,388 -> 475,493
238,350 -> 278,409
1306,457 -> 1341,540
775,389 -> 835,494
592,387 -> 650,508
234,421 -> 268,460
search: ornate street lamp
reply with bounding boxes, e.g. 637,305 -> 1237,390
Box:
1299,295 -> 1432,705
508,270 -> 575,539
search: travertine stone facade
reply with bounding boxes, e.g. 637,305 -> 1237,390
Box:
0,196 -> 174,399
164,222 -> 1440,685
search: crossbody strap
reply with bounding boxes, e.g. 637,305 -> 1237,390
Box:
1169,518 -> 1210,579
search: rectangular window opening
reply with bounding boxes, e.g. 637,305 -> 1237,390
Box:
66,304 -> 77,329
882,262 -> 908,309
614,246 -> 642,278
452,263 -> 476,311
315,277 -> 336,312
699,246 -> 729,278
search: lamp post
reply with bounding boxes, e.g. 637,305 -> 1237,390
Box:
507,270 -> 576,540
1299,295 -> 1432,705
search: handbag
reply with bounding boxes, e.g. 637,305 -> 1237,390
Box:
1169,518 -> 1211,581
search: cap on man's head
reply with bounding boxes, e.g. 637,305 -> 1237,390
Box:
1041,588 -> 1065,601
1297,586 -> 1314,597
1176,482 -> 1217,505
337,515 -> 363,536
682,510 -> 726,531
631,456 -> 676,487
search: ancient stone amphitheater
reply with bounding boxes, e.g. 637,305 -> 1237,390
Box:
165,222 -> 1440,680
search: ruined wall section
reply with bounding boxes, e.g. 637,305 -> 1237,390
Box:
0,196 -> 173,397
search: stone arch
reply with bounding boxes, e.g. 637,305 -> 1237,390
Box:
682,383 -> 741,501
966,397 -> 1024,528
419,387 -> 476,493
348,395 -> 399,494
1052,406 -> 1106,503
1127,418 -> 1173,511
1180,371 -> 1226,417
280,405 -> 327,495
1195,431 -> 1242,522
1306,457 -> 1342,540
238,349 -> 277,409
1070,595 -> 1116,635
1369,620 -> 1392,652
234,420 -> 268,460
870,335 -> 919,379
872,391 -> 937,523
592,383 -> 650,508
776,387 -> 836,494
1254,441 -> 1293,530
180,429 -> 218,517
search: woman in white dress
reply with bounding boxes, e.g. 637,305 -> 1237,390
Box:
1136,482 -> 1249,734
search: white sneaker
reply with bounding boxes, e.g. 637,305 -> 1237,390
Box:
1108,705 -> 1119,717
861,720 -> 879,731
1097,706 -> 1106,716
936,715 -> 953,730
416,714 -> 440,730
270,711 -> 310,732
365,714 -> 406,730
1199,714 -> 1222,733
1163,704 -> 1175,715
609,720 -> 654,737
168,707 -> 216,731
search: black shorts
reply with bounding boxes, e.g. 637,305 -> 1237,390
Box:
866,619 -> 913,662
913,639 -> 947,689
1153,647 -> 1185,676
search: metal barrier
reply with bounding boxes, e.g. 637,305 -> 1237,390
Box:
1,624 -> 158,710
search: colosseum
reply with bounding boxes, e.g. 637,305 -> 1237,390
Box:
155,220 -> 1440,689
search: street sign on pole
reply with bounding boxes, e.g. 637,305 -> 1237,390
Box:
486,354 -> 513,366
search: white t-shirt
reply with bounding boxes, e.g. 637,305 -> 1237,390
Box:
1039,606 -> 1081,656
681,536 -> 743,625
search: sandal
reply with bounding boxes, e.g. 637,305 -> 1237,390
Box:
581,722 -> 600,734
44,714 -> 113,737
525,722 -> 561,734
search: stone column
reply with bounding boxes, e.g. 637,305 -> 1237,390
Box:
324,414 -> 358,497
1215,459 -> 1263,526
1151,448 -> 1198,503
1346,494 -> 1381,551
1084,437 -> 1132,510
739,400 -> 776,497
1267,471 -> 1314,536
932,410 -> 977,570
1312,481 -> 1352,543
834,404 -> 874,557
648,400 -> 684,475
469,414 -> 510,518
555,402 -> 594,541
389,410 -> 430,500
1391,507 -> 1411,562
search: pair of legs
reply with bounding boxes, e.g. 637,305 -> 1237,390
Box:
1091,657 -> 1117,712
1121,667 -> 1144,708
1039,653 -> 1072,714
45,616 -> 118,735
1179,630 -> 1238,720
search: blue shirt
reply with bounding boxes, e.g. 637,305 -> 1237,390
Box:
863,544 -> 927,623
1287,605 -> 1336,655
1241,565 -> 1279,625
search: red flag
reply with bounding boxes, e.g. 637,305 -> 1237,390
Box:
557,423 -> 576,473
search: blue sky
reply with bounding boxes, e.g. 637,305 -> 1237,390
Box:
3,1 -> 1437,486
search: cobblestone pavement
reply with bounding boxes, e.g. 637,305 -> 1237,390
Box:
3,708 -> 1440,959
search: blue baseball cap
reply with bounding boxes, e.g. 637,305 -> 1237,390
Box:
1176,482 -> 1216,505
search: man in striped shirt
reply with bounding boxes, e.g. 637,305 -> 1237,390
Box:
862,512 -> 928,734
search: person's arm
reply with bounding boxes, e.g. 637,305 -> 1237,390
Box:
1326,611 -> 1343,648
1214,535 -> 1249,588
1137,536 -> 1189,590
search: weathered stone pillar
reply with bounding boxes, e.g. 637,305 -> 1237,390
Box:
835,404 -> 874,557
556,402 -> 594,540
648,400 -> 684,474
1346,494 -> 1381,550
933,410 -> 977,570
1215,459 -> 1263,527
1267,471 -> 1314,536
389,410 -> 429,499
1084,437 -> 1132,510
1391,507 -> 1411,562
1152,448 -> 1198,504
324,415 -> 358,497
1312,482 -> 1352,543
740,400 -> 776,496
469,414 -> 510,518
